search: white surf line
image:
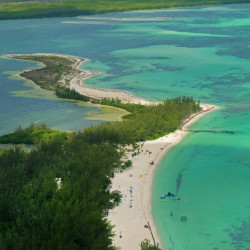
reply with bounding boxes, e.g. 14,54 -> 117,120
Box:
137,183 -> 142,219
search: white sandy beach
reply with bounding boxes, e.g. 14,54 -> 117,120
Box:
108,104 -> 217,250
70,56 -> 150,104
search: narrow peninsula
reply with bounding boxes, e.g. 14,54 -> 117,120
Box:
6,53 -> 148,104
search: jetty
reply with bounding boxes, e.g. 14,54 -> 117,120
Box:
182,129 -> 235,134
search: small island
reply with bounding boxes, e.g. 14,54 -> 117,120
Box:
0,53 -> 216,249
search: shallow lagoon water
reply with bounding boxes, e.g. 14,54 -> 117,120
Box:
1,4 -> 250,249
0,57 -> 126,135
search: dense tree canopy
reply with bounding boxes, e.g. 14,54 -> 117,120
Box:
0,96 -> 201,249
0,133 -> 123,249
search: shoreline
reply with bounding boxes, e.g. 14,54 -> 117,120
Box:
5,53 -> 151,105
108,104 -> 218,249
71,56 -> 150,104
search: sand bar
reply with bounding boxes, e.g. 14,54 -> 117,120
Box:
70,55 -> 150,104
108,104 -> 218,249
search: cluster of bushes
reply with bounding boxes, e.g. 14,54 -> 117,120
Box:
140,239 -> 161,250
56,86 -> 90,102
0,122 -> 69,144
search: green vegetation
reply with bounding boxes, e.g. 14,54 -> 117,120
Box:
0,96 -> 200,248
0,122 -> 69,144
96,97 -> 201,142
10,55 -> 92,102
101,98 -> 146,116
56,86 -> 90,102
17,55 -> 76,90
0,131 -> 124,249
0,0 -> 250,20
140,238 -> 161,250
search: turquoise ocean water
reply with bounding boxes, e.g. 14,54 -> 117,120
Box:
1,4 -> 250,249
